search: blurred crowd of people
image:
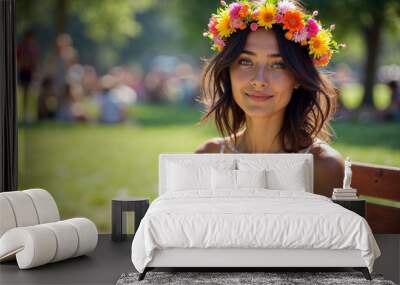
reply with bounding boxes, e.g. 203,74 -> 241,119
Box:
17,32 -> 400,125
16,32 -> 201,125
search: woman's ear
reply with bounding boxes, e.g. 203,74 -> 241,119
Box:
294,83 -> 300,89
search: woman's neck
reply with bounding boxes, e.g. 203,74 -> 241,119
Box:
234,112 -> 285,153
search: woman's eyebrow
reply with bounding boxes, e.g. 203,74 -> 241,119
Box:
241,50 -> 282,58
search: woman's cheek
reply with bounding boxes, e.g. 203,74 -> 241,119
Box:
269,71 -> 288,85
235,68 -> 254,83
269,72 -> 295,93
232,69 -> 252,96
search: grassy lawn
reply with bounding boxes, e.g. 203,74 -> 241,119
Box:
340,83 -> 392,110
18,102 -> 400,233
18,103 -> 215,232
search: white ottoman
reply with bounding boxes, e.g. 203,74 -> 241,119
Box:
0,189 -> 98,269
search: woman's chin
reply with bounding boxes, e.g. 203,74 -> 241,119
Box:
243,106 -> 276,118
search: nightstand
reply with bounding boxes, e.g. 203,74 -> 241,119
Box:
112,197 -> 149,242
332,199 -> 366,218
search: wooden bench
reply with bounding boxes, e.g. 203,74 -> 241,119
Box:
352,162 -> 400,234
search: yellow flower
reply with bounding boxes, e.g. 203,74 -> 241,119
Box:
308,30 -> 331,58
257,4 -> 276,29
216,10 -> 235,38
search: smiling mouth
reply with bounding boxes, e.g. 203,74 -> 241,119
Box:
245,92 -> 274,101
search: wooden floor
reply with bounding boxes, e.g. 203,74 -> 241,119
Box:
0,234 -> 398,285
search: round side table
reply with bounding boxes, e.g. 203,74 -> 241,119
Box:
111,197 -> 149,242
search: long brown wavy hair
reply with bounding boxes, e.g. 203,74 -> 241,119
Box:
197,4 -> 338,153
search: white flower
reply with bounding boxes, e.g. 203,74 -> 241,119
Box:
277,0 -> 296,14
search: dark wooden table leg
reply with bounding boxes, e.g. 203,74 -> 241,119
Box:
112,198 -> 149,242
112,200 -> 123,242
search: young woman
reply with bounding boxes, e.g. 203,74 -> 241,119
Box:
195,0 -> 345,197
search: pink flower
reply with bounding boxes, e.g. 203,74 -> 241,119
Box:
208,16 -> 218,36
230,18 -> 242,29
229,3 -> 242,19
250,22 -> 258,31
213,36 -> 226,48
307,18 -> 320,38
293,27 -> 308,43
275,13 -> 284,23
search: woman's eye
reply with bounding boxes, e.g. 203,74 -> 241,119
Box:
270,62 -> 287,69
238,59 -> 253,66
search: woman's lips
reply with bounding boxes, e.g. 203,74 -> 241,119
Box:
245,92 -> 274,102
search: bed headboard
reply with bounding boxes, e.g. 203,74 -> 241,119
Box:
159,153 -> 313,195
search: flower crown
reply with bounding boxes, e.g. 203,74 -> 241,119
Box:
203,0 -> 345,67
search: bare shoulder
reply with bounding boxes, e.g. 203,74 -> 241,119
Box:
194,137 -> 223,153
309,141 -> 345,197
310,142 -> 344,170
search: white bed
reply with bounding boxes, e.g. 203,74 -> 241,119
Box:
131,154 -> 380,281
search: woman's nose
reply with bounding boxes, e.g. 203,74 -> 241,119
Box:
250,80 -> 267,89
250,67 -> 268,89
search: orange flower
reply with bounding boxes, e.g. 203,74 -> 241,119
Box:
282,10 -> 305,33
313,49 -> 332,67
239,4 -> 249,17
251,9 -> 259,20
285,31 -> 293,40
216,44 -> 224,52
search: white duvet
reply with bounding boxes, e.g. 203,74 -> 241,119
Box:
131,190 -> 380,273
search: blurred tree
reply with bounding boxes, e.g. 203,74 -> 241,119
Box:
17,0 -> 155,46
307,0 -> 400,109
166,0 -> 219,57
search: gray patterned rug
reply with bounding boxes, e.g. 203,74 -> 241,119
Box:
116,271 -> 396,285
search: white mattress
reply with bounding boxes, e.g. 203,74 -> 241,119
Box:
131,190 -> 381,273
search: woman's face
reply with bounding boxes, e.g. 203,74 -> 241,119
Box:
229,29 -> 298,118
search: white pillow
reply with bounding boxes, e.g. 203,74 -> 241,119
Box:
238,159 -> 309,192
167,163 -> 210,191
211,168 -> 236,190
211,168 -> 267,190
236,169 -> 267,189
266,167 -> 307,191
166,160 -> 236,191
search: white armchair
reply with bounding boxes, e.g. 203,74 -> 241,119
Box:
0,189 -> 98,269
